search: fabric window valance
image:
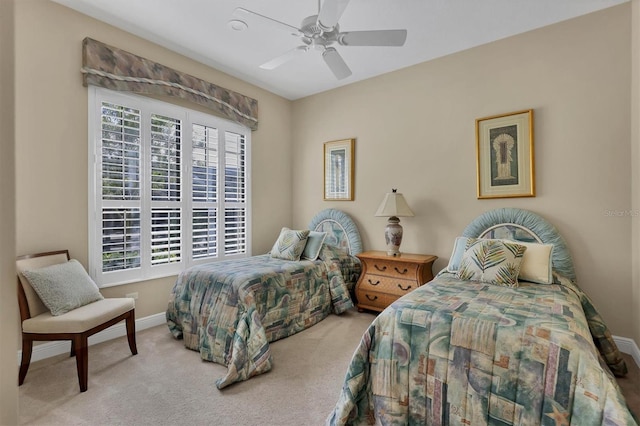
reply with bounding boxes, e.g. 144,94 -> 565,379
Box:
81,37 -> 258,130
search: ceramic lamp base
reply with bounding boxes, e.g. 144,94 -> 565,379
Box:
384,216 -> 403,256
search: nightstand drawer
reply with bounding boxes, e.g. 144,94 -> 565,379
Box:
364,259 -> 420,279
355,289 -> 398,311
358,275 -> 417,296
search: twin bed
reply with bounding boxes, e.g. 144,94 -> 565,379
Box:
328,208 -> 636,425
166,208 -> 362,389
166,207 -> 636,425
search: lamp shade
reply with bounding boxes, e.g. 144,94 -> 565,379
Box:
375,191 -> 414,218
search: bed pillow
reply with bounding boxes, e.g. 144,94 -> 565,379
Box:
270,227 -> 310,261
456,238 -> 527,288
302,231 -> 327,260
508,241 -> 554,284
22,259 -> 104,316
445,236 -> 470,272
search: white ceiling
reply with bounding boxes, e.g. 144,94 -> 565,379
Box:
53,0 -> 627,100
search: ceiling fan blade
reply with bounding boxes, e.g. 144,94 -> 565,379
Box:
317,0 -> 351,31
260,46 -> 308,70
339,30 -> 408,47
233,7 -> 302,36
322,47 -> 352,80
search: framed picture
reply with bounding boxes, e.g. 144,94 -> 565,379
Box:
476,109 -> 535,199
324,138 -> 355,201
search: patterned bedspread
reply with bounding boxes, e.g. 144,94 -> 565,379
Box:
167,247 -> 358,389
328,272 -> 636,425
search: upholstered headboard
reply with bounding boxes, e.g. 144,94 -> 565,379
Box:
461,208 -> 576,281
308,209 -> 363,256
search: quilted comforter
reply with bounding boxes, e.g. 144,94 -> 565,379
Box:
328,272 -> 636,425
167,246 -> 359,389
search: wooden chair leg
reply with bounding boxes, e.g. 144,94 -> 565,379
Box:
125,311 -> 138,355
70,339 -> 76,357
19,338 -> 33,385
74,335 -> 89,392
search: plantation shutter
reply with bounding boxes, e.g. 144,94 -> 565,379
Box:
192,123 -> 218,259
150,114 -> 182,265
224,131 -> 247,255
100,102 -> 142,272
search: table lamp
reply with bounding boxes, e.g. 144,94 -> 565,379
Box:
374,189 -> 414,256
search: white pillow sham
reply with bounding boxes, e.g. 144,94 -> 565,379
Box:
508,240 -> 554,284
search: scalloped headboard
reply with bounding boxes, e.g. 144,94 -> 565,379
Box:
308,209 -> 362,256
461,208 -> 576,281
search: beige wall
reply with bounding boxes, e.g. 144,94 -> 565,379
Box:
14,0 -> 293,321
1,0 -> 19,423
292,5 -> 636,337
632,0 -> 640,345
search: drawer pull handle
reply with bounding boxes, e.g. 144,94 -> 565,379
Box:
394,267 -> 408,275
374,264 -> 387,272
368,279 -> 380,286
398,283 -> 412,291
366,294 -> 378,301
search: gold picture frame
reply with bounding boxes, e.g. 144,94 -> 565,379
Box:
476,109 -> 535,199
324,138 -> 355,201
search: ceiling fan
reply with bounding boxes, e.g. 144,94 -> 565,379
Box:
232,0 -> 407,80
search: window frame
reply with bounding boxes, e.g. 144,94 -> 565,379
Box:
88,87 -> 251,287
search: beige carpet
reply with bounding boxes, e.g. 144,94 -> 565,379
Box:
19,309 -> 376,426
19,309 -> 640,425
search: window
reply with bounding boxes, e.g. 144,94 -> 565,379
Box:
89,87 -> 251,287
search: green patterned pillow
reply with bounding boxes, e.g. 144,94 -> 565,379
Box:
456,238 -> 527,287
270,227 -> 310,261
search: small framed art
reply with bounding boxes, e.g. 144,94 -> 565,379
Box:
476,109 -> 535,199
324,138 -> 355,201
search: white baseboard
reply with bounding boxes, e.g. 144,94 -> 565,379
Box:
613,335 -> 640,368
17,312 -> 166,365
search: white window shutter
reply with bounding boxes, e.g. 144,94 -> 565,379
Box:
223,131 -> 247,255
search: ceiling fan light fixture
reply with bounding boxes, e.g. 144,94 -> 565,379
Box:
227,19 -> 248,31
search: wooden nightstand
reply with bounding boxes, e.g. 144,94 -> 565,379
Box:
355,251 -> 437,312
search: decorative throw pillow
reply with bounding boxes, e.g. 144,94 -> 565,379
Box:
456,238 -> 527,287
270,227 -> 310,261
302,231 -> 327,261
22,259 -> 104,316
